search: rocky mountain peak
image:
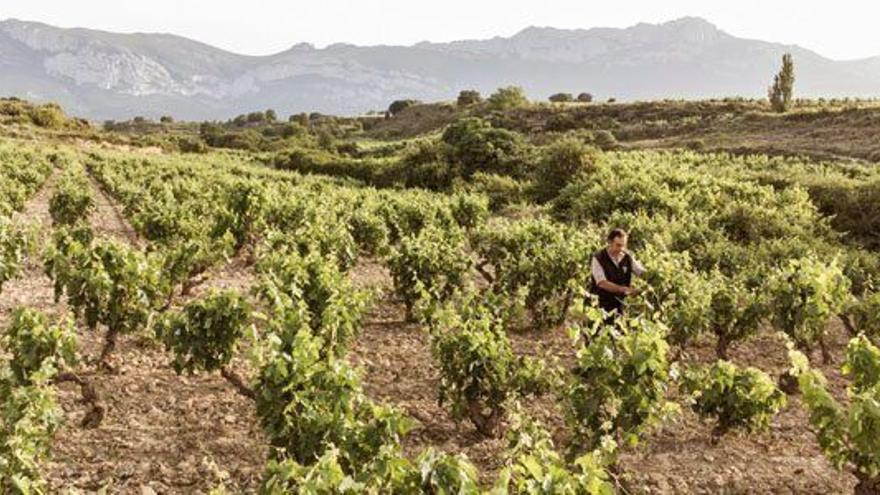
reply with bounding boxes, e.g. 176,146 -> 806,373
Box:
0,17 -> 877,120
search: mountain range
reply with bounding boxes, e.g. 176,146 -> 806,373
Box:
2,16 -> 879,120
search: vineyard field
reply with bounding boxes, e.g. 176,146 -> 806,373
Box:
1,96 -> 879,494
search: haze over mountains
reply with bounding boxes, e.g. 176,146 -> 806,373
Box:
2,16 -> 879,120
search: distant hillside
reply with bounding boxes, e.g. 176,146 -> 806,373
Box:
366,98 -> 880,164
2,17 -> 880,120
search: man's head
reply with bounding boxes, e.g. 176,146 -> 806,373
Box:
606,228 -> 628,257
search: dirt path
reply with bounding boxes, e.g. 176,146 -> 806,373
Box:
87,175 -> 143,247
348,259 -> 510,479
44,177 -> 266,494
0,170 -> 65,328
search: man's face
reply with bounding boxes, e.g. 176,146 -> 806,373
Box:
608,235 -> 627,258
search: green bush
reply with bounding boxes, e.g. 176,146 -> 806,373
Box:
399,140 -> 454,189
0,218 -> 32,293
487,86 -> 529,111
767,257 -> 851,362
441,117 -> 532,179
260,445 -> 479,494
472,218 -> 595,329
683,360 -> 786,437
176,136 -> 208,154
49,165 -> 95,226
494,413 -> 615,494
812,179 -> 880,250
255,244 -> 369,357
154,290 -> 251,374
0,308 -> 79,492
533,137 -> 599,202
549,93 -> 574,103
593,129 -> 618,150
30,104 -> 66,128
850,292 -> 880,341
791,336 -> 880,493
448,192 -> 488,231
563,315 -> 676,451
50,238 -> 163,346
385,226 -> 469,320
457,90 -> 482,107
468,172 -> 528,210
255,330 -> 410,470
627,247 -> 712,348
428,298 -> 551,436
4,308 -> 77,384
707,276 -> 766,359
348,209 -> 390,256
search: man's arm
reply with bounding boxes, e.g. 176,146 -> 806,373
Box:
597,280 -> 638,296
592,256 -> 637,296
631,255 -> 647,278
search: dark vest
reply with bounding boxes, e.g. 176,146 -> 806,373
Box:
590,248 -> 633,312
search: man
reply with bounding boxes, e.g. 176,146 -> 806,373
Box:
589,228 -> 646,317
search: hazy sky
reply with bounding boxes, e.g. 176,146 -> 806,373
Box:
1,1 -> 875,60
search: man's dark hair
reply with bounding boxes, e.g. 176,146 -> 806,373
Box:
607,228 -> 628,242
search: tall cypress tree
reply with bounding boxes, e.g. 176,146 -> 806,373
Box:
768,53 -> 795,113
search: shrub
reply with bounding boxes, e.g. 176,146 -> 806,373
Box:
348,209 -> 390,257
683,360 -> 786,438
494,413 -> 615,493
399,140 -> 454,189
0,308 -> 79,492
49,168 -> 95,226
176,136 -> 208,154
428,298 -> 551,436
487,86 -> 529,111
577,92 -> 594,103
791,336 -> 880,493
30,104 -> 66,128
472,218 -> 594,329
563,315 -> 676,451
260,445 -> 479,493
457,90 -> 482,106
0,373 -> 62,493
627,247 -> 712,349
549,93 -> 574,103
468,173 -> 528,210
0,217 -> 32,292
385,226 -> 469,320
767,257 -> 851,363
593,129 -> 618,150
255,243 -> 369,356
533,137 -> 599,202
708,276 -> 766,359
4,308 -> 77,384
48,237 -> 163,364
850,292 -> 880,342
255,330 -> 410,470
280,122 -> 308,139
441,117 -> 532,179
448,192 -> 489,231
154,290 -> 251,374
